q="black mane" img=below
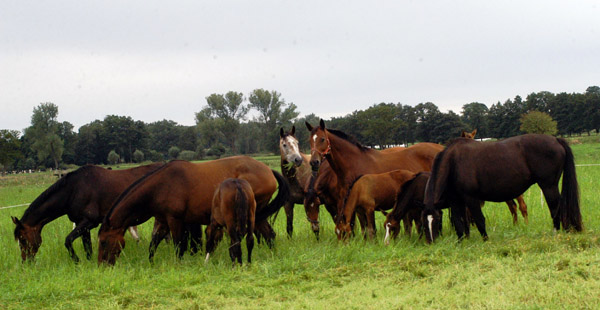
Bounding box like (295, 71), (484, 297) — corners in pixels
(326, 129), (370, 152)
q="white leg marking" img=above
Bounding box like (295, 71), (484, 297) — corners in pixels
(427, 215), (434, 242)
(384, 225), (391, 245)
(205, 253), (210, 263)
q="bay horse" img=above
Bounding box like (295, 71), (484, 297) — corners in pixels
(11, 163), (164, 262)
(422, 134), (582, 243)
(305, 119), (444, 236)
(335, 169), (418, 240)
(205, 178), (256, 265)
(461, 129), (529, 224)
(279, 126), (313, 237)
(98, 156), (289, 265)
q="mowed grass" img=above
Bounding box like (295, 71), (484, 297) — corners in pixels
(1, 145), (600, 309)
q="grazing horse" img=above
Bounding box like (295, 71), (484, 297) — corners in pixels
(305, 119), (444, 234)
(461, 129), (529, 224)
(205, 179), (256, 265)
(12, 163), (163, 262)
(383, 172), (433, 244)
(98, 156), (289, 265)
(279, 126), (313, 237)
(422, 134), (582, 243)
(335, 169), (418, 240)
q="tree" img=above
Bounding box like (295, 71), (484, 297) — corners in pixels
(133, 149), (145, 163)
(102, 115), (148, 163)
(107, 150), (120, 165)
(248, 89), (299, 153)
(74, 120), (106, 165)
(196, 91), (248, 153)
(360, 103), (399, 148)
(27, 102), (64, 170)
(461, 102), (489, 137)
(414, 102), (442, 142)
(168, 146), (181, 159)
(584, 86), (600, 134)
(0, 130), (22, 175)
(519, 111), (558, 135)
(58, 121), (77, 164)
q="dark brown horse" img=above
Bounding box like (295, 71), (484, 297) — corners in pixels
(12, 163), (163, 262)
(335, 169), (417, 240)
(383, 172), (432, 244)
(279, 126), (314, 237)
(98, 156), (289, 265)
(422, 134), (582, 243)
(305, 120), (444, 232)
(461, 129), (529, 224)
(205, 178), (256, 265)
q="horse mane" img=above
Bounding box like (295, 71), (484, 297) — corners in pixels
(20, 165), (100, 221)
(103, 161), (168, 225)
(325, 129), (370, 152)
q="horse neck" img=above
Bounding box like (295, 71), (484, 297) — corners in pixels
(325, 133), (375, 185)
(424, 153), (451, 209)
(21, 185), (72, 229)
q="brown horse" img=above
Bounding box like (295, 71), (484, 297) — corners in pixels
(279, 126), (314, 237)
(335, 169), (418, 240)
(205, 178), (256, 265)
(383, 172), (433, 244)
(12, 163), (163, 262)
(422, 134), (582, 243)
(461, 129), (529, 224)
(303, 160), (341, 238)
(98, 156), (289, 265)
(305, 120), (444, 233)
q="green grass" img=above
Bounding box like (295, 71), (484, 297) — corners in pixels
(1, 152), (600, 309)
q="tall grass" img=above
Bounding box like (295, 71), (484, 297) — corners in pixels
(1, 150), (599, 309)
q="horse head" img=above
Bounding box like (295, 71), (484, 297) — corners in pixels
(12, 216), (42, 261)
(303, 190), (321, 238)
(305, 119), (330, 171)
(421, 205), (443, 244)
(461, 129), (477, 139)
(97, 225), (126, 265)
(335, 215), (352, 241)
(279, 126), (303, 167)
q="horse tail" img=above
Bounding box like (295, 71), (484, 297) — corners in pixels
(233, 181), (249, 238)
(557, 138), (582, 231)
(255, 170), (290, 223)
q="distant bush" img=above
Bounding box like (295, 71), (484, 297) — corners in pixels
(178, 150), (196, 161)
(206, 144), (226, 158)
(168, 146), (181, 159)
(147, 150), (164, 162)
(133, 149), (145, 163)
(107, 150), (120, 165)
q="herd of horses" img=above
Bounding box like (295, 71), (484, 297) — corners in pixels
(12, 120), (583, 265)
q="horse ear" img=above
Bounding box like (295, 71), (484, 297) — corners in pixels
(12, 216), (22, 227)
(461, 131), (467, 137)
(305, 121), (313, 131)
(280, 127), (285, 138)
(471, 129), (477, 137)
(319, 119), (325, 130)
(291, 125), (295, 136)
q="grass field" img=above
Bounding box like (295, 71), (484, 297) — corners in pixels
(1, 141), (599, 309)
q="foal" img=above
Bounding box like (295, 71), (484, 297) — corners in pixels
(205, 178), (256, 265)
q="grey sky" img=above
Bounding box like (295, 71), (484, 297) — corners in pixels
(1, 1), (599, 132)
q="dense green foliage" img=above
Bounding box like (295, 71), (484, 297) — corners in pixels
(1, 142), (599, 309)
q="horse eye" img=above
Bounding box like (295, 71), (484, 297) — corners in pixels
(283, 144), (287, 148)
(321, 138), (325, 142)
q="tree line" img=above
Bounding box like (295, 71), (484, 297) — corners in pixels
(1, 86), (599, 174)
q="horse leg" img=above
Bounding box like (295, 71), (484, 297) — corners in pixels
(81, 229), (93, 260)
(516, 195), (529, 224)
(366, 208), (377, 240)
(228, 227), (242, 265)
(466, 198), (488, 241)
(149, 220), (170, 263)
(65, 220), (94, 263)
(355, 211), (367, 238)
(247, 222), (255, 264)
(187, 223), (203, 256)
(169, 221), (188, 260)
(128, 226), (141, 242)
(403, 213), (413, 236)
(204, 222), (219, 263)
(541, 185), (561, 231)
(505, 199), (519, 225)
(451, 203), (468, 241)
(284, 201), (294, 238)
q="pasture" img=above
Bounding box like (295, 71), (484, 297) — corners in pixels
(1, 141), (600, 309)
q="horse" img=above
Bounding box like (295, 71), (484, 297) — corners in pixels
(205, 178), (256, 265)
(11, 163), (164, 262)
(279, 126), (314, 237)
(335, 169), (418, 240)
(383, 172), (434, 244)
(422, 134), (582, 243)
(305, 119), (444, 235)
(461, 129), (529, 224)
(98, 156), (289, 265)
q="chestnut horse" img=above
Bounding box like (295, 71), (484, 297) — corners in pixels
(335, 169), (418, 240)
(422, 134), (582, 243)
(12, 163), (163, 262)
(306, 120), (444, 235)
(461, 129), (529, 224)
(98, 156), (289, 265)
(279, 126), (313, 237)
(205, 178), (256, 265)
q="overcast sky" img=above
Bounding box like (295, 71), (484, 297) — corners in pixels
(1, 1), (599, 132)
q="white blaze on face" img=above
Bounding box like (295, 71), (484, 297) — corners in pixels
(312, 134), (318, 143)
(427, 215), (434, 242)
